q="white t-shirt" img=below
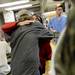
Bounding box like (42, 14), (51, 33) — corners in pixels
(0, 41), (11, 66)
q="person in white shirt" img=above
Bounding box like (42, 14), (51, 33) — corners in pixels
(0, 28), (11, 75)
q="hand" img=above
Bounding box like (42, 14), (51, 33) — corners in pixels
(18, 20), (34, 26)
(44, 71), (51, 75)
(50, 28), (56, 32)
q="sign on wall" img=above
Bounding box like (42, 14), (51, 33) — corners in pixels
(3, 11), (15, 23)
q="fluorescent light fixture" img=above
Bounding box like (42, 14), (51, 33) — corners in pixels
(0, 0), (29, 8)
(5, 4), (32, 11)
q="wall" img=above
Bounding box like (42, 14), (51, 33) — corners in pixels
(0, 13), (4, 25)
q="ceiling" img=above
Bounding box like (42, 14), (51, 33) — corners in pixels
(0, 0), (39, 4)
(0, 0), (17, 4)
(0, 0), (63, 13)
(0, 0), (40, 13)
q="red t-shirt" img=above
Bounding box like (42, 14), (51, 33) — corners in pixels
(39, 39), (52, 73)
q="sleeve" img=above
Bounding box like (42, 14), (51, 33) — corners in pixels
(1, 22), (17, 33)
(48, 19), (53, 29)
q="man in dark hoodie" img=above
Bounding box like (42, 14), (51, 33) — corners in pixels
(2, 10), (53, 75)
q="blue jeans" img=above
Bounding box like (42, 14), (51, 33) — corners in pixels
(35, 70), (40, 75)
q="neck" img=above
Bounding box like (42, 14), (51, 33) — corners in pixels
(57, 14), (61, 17)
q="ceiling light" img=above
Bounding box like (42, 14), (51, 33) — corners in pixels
(0, 0), (29, 8)
(5, 4), (32, 11)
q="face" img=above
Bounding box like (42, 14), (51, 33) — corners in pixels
(56, 7), (63, 16)
(32, 15), (37, 20)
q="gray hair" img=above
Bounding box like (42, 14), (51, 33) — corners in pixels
(17, 9), (32, 21)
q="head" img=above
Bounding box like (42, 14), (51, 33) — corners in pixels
(17, 9), (33, 22)
(71, 0), (75, 7)
(67, 1), (75, 31)
(71, 0), (75, 4)
(32, 14), (43, 24)
(55, 4), (63, 16)
(32, 14), (37, 21)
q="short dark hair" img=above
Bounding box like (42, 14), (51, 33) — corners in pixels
(32, 14), (43, 24)
(55, 4), (63, 10)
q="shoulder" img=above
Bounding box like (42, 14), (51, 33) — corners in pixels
(61, 15), (67, 19)
(0, 41), (8, 46)
(2, 41), (8, 44)
(51, 16), (56, 20)
(49, 16), (56, 22)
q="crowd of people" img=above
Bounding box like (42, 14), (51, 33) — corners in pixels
(0, 0), (75, 75)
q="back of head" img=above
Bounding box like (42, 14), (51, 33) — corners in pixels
(17, 9), (32, 22)
(67, 0), (75, 28)
(71, 0), (75, 4)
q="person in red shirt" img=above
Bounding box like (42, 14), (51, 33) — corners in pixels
(39, 39), (52, 75)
